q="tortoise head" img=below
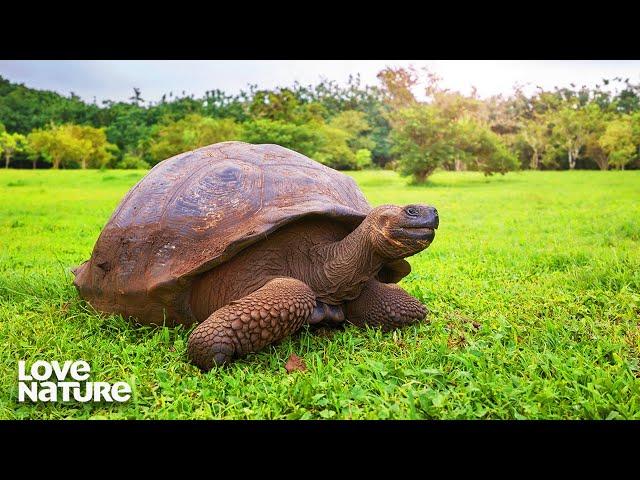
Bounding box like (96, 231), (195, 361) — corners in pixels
(366, 204), (439, 260)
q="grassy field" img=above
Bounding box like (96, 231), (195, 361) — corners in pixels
(1, 168), (639, 419)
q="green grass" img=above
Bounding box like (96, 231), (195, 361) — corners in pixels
(1, 168), (639, 419)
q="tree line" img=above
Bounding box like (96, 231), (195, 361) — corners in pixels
(1, 66), (639, 182)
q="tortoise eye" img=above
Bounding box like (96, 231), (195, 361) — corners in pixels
(405, 207), (419, 217)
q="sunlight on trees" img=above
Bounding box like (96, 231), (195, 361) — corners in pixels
(1, 70), (639, 174)
(0, 127), (27, 168)
(149, 114), (241, 164)
(27, 124), (114, 169)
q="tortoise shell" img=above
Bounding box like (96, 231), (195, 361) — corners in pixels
(73, 141), (409, 326)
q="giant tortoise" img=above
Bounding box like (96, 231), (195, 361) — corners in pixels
(73, 141), (439, 370)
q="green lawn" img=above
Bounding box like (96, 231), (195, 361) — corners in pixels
(1, 168), (639, 419)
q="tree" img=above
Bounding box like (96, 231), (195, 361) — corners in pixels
(611, 78), (640, 114)
(548, 102), (615, 171)
(202, 89), (248, 122)
(428, 87), (487, 171)
(584, 133), (609, 171)
(389, 104), (457, 182)
(583, 107), (610, 171)
(27, 125), (86, 169)
(312, 123), (357, 169)
(518, 117), (549, 169)
(248, 88), (303, 123)
(389, 101), (520, 182)
(3, 71), (640, 172)
(67, 125), (115, 169)
(631, 111), (640, 159)
(328, 110), (375, 152)
(454, 117), (519, 176)
(0, 76), (102, 134)
(549, 107), (590, 169)
(103, 102), (153, 163)
(241, 117), (361, 170)
(116, 153), (150, 169)
(241, 119), (322, 159)
(306, 75), (393, 166)
(376, 66), (419, 109)
(24, 142), (39, 169)
(0, 123), (4, 165)
(0, 130), (27, 168)
(129, 87), (145, 106)
(355, 149), (373, 170)
(26, 124), (114, 169)
(599, 117), (636, 170)
(149, 115), (241, 164)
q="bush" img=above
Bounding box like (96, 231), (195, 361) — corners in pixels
(312, 124), (356, 169)
(240, 119), (322, 158)
(389, 105), (519, 182)
(390, 105), (457, 182)
(455, 117), (520, 176)
(149, 115), (241, 164)
(355, 149), (373, 170)
(116, 154), (150, 169)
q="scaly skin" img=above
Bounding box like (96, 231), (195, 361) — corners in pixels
(187, 278), (316, 370)
(344, 279), (427, 331)
(188, 205), (438, 369)
(189, 218), (355, 320)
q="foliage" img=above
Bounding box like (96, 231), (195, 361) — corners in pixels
(583, 107), (611, 171)
(102, 102), (153, 163)
(68, 124), (116, 169)
(0, 130), (27, 168)
(548, 106), (591, 169)
(389, 105), (456, 182)
(27, 125), (85, 169)
(248, 88), (304, 123)
(376, 66), (419, 109)
(599, 117), (636, 170)
(518, 116), (551, 169)
(241, 119), (322, 158)
(1, 72), (640, 172)
(312, 123), (357, 169)
(329, 110), (376, 152)
(27, 124), (114, 169)
(0, 77), (101, 134)
(115, 154), (150, 170)
(149, 115), (241, 165)
(388, 101), (518, 182)
(240, 118), (362, 170)
(454, 117), (519, 176)
(382, 68), (521, 181)
(355, 149), (373, 170)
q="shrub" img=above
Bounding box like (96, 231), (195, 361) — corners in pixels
(355, 149), (373, 170)
(116, 154), (150, 170)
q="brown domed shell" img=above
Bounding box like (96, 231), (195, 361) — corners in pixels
(74, 142), (376, 326)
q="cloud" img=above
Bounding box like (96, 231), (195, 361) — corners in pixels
(1, 60), (639, 105)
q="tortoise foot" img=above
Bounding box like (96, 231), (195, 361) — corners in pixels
(187, 277), (315, 371)
(344, 279), (427, 331)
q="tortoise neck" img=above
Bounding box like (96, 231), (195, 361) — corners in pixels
(313, 219), (385, 302)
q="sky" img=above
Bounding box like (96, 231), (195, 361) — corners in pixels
(1, 60), (639, 104)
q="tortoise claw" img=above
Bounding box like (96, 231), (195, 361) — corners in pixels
(308, 302), (345, 325)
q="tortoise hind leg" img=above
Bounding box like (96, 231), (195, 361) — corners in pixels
(187, 277), (315, 371)
(344, 279), (427, 331)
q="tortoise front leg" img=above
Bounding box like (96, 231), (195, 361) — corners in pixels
(187, 277), (315, 370)
(344, 279), (427, 331)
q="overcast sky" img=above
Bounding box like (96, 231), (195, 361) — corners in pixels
(1, 60), (639, 104)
